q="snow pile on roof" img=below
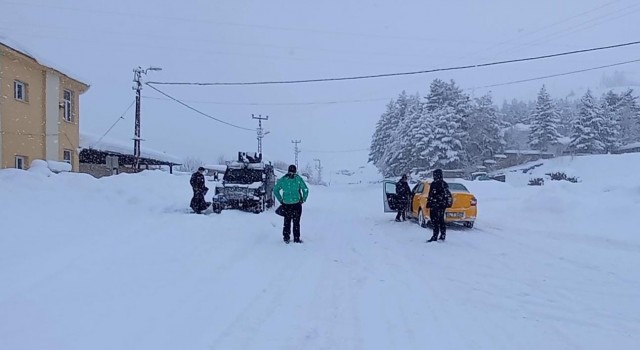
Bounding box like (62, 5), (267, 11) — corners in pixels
(504, 149), (553, 155)
(203, 164), (227, 172)
(619, 142), (640, 151)
(80, 133), (181, 164)
(0, 36), (90, 86)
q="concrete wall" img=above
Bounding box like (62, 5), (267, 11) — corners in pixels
(79, 163), (140, 178)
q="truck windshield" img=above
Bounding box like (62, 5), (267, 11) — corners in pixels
(224, 169), (263, 184)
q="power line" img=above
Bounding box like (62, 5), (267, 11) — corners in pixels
(147, 40), (640, 86)
(486, 3), (640, 60)
(447, 0), (622, 64)
(304, 148), (370, 153)
(144, 83), (254, 131)
(92, 100), (135, 148)
(142, 58), (639, 109)
(141, 95), (390, 106)
(467, 58), (640, 91)
(0, 0), (509, 44)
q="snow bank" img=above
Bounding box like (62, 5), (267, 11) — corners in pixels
(46, 160), (72, 173)
(27, 159), (53, 177)
(500, 153), (640, 189)
(1, 153), (639, 350)
(330, 163), (381, 185)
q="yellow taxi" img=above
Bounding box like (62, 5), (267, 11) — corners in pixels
(384, 179), (477, 228)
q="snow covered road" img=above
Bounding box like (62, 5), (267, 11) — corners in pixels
(1, 167), (639, 349)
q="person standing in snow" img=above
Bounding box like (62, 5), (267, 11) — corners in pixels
(273, 165), (309, 244)
(395, 174), (411, 222)
(190, 167), (211, 214)
(426, 169), (452, 242)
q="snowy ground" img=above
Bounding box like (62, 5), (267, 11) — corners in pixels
(1, 154), (639, 350)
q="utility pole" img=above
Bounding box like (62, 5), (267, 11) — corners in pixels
(292, 140), (301, 168)
(132, 66), (162, 170)
(313, 158), (323, 185)
(252, 114), (269, 155)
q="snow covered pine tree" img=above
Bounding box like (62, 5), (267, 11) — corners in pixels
(569, 90), (606, 154)
(529, 85), (562, 152)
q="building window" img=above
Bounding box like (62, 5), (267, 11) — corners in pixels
(63, 90), (73, 122)
(15, 156), (27, 169)
(63, 149), (72, 164)
(14, 81), (28, 102)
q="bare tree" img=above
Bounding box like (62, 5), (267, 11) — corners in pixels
(216, 154), (227, 165)
(179, 156), (204, 173)
(302, 163), (316, 184)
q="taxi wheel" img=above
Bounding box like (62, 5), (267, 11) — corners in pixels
(464, 221), (474, 229)
(418, 210), (429, 228)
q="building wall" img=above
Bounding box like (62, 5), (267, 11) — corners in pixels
(58, 76), (82, 171)
(0, 44), (87, 171)
(0, 48), (46, 169)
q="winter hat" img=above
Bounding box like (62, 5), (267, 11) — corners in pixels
(433, 169), (443, 180)
(288, 164), (297, 173)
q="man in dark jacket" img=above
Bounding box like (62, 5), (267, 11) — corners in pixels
(190, 167), (211, 214)
(273, 165), (309, 243)
(426, 169), (452, 242)
(395, 174), (411, 222)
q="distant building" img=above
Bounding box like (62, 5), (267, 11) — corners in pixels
(0, 39), (90, 171)
(614, 142), (640, 154)
(500, 150), (555, 168)
(78, 133), (181, 178)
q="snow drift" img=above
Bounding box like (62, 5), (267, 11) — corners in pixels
(1, 153), (639, 349)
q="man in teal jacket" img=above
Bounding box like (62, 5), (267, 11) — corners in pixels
(273, 164), (309, 243)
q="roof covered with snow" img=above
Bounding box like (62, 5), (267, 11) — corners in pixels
(0, 36), (90, 87)
(619, 142), (640, 151)
(504, 150), (554, 156)
(79, 133), (181, 164)
(203, 164), (228, 172)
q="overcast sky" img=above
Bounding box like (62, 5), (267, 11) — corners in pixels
(2, 0), (639, 171)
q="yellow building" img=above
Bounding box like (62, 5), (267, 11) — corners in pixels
(0, 39), (90, 171)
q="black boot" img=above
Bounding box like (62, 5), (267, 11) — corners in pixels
(427, 234), (438, 242)
(439, 233), (446, 241)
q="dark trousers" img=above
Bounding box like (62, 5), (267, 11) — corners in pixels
(396, 200), (408, 221)
(282, 203), (302, 240)
(430, 208), (447, 238)
(190, 190), (209, 213)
